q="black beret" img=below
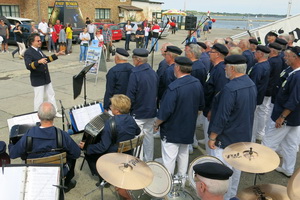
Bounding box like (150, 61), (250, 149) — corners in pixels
(269, 42), (282, 51)
(197, 42), (207, 49)
(212, 43), (229, 56)
(256, 45), (270, 54)
(133, 48), (149, 57)
(116, 48), (129, 57)
(165, 46), (183, 55)
(275, 38), (288, 45)
(175, 56), (193, 66)
(224, 55), (247, 64)
(249, 38), (259, 45)
(290, 46), (300, 57)
(193, 162), (233, 180)
(267, 31), (278, 37)
(0, 141), (6, 154)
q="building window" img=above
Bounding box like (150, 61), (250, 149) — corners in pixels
(48, 7), (54, 20)
(0, 5), (20, 17)
(95, 9), (111, 20)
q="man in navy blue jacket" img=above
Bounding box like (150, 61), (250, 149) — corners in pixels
(155, 56), (204, 182)
(126, 48), (158, 162)
(208, 55), (257, 199)
(9, 102), (81, 192)
(263, 46), (300, 177)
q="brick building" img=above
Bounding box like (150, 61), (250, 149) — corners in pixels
(0, 0), (147, 24)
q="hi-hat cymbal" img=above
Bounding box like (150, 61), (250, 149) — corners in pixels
(96, 153), (154, 190)
(223, 142), (280, 173)
(237, 184), (289, 200)
(287, 168), (300, 200)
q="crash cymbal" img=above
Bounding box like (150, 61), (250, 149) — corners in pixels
(287, 168), (300, 200)
(237, 184), (289, 200)
(223, 142), (280, 173)
(96, 153), (153, 190)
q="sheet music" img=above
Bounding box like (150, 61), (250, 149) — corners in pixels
(7, 112), (39, 131)
(25, 166), (60, 200)
(72, 103), (103, 131)
(0, 166), (27, 200)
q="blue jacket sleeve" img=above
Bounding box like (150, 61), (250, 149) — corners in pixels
(157, 89), (177, 121)
(104, 70), (115, 110)
(62, 133), (81, 159)
(126, 73), (137, 107)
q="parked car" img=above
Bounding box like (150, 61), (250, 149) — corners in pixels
(94, 23), (122, 42)
(6, 17), (34, 29)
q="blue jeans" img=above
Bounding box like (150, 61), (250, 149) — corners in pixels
(144, 36), (149, 49)
(125, 34), (131, 50)
(151, 38), (158, 52)
(80, 45), (88, 61)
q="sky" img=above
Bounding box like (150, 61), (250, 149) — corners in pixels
(161, 0), (300, 15)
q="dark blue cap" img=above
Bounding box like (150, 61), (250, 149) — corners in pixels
(165, 46), (183, 55)
(249, 38), (259, 45)
(197, 42), (207, 49)
(212, 43), (229, 56)
(275, 38), (288, 45)
(0, 141), (6, 154)
(133, 48), (149, 57)
(269, 42), (282, 51)
(116, 48), (129, 57)
(256, 45), (270, 54)
(175, 56), (193, 66)
(290, 46), (300, 57)
(193, 162), (233, 180)
(224, 55), (247, 64)
(267, 31), (278, 37)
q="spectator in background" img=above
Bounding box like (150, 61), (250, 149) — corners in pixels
(79, 27), (90, 62)
(85, 17), (91, 26)
(30, 22), (38, 33)
(135, 25), (144, 48)
(54, 20), (63, 50)
(144, 23), (151, 49)
(197, 20), (202, 38)
(0, 19), (9, 53)
(13, 25), (26, 59)
(125, 20), (132, 51)
(186, 31), (197, 44)
(102, 24), (112, 62)
(203, 22), (209, 40)
(47, 23), (56, 53)
(12, 22), (20, 58)
(208, 20), (213, 33)
(38, 18), (48, 43)
(66, 23), (73, 55)
(87, 21), (96, 41)
(151, 22), (160, 52)
(171, 17), (177, 34)
(94, 29), (104, 47)
(58, 25), (66, 53)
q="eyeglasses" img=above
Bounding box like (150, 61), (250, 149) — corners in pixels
(36, 40), (42, 42)
(210, 51), (218, 54)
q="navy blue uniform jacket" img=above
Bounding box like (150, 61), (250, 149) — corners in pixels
(243, 49), (255, 73)
(157, 59), (169, 101)
(126, 63), (158, 119)
(266, 55), (283, 96)
(103, 63), (134, 110)
(161, 63), (176, 95)
(87, 114), (140, 154)
(248, 61), (270, 105)
(191, 60), (207, 86)
(24, 46), (58, 87)
(271, 66), (293, 103)
(158, 75), (204, 144)
(9, 126), (80, 160)
(203, 61), (229, 117)
(272, 69), (300, 126)
(209, 75), (257, 149)
(200, 52), (211, 72)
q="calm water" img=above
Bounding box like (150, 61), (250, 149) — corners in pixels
(196, 15), (285, 29)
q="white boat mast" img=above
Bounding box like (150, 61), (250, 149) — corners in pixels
(287, 0), (292, 18)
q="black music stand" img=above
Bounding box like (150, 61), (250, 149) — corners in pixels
(73, 63), (94, 105)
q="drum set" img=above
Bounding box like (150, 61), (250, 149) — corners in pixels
(95, 142), (300, 200)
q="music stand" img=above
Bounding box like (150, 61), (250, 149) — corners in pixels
(73, 63), (94, 105)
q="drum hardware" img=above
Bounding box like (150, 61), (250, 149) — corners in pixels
(287, 167), (300, 200)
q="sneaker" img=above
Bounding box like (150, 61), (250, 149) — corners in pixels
(64, 180), (77, 193)
(276, 167), (292, 177)
(55, 113), (63, 118)
(198, 139), (205, 145)
(189, 145), (193, 154)
(153, 131), (160, 139)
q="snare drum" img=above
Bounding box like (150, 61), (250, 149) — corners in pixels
(187, 155), (224, 191)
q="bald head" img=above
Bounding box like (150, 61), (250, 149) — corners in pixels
(38, 102), (56, 121)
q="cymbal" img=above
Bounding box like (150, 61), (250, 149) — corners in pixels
(237, 184), (289, 200)
(223, 142), (280, 173)
(288, 168), (300, 200)
(96, 153), (153, 190)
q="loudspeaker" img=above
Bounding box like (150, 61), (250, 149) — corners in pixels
(185, 16), (197, 30)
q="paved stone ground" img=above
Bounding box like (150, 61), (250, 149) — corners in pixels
(0, 28), (298, 199)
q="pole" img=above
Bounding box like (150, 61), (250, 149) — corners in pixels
(37, 0), (41, 22)
(287, 0), (292, 18)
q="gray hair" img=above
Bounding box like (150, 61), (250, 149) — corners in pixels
(199, 175), (229, 196)
(38, 102), (56, 121)
(135, 56), (148, 64)
(231, 63), (247, 74)
(169, 52), (180, 59)
(116, 53), (128, 61)
(188, 44), (202, 59)
(229, 47), (242, 55)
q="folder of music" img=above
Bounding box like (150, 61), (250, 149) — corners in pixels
(0, 165), (60, 200)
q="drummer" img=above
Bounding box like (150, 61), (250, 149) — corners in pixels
(193, 162), (236, 200)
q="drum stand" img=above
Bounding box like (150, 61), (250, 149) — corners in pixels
(167, 176), (194, 200)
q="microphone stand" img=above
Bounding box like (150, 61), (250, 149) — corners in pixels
(150, 18), (170, 68)
(181, 17), (210, 44)
(59, 100), (71, 131)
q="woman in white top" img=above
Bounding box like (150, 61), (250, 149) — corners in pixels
(47, 23), (56, 53)
(79, 27), (90, 62)
(144, 23), (151, 49)
(94, 29), (104, 47)
(124, 20), (132, 50)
